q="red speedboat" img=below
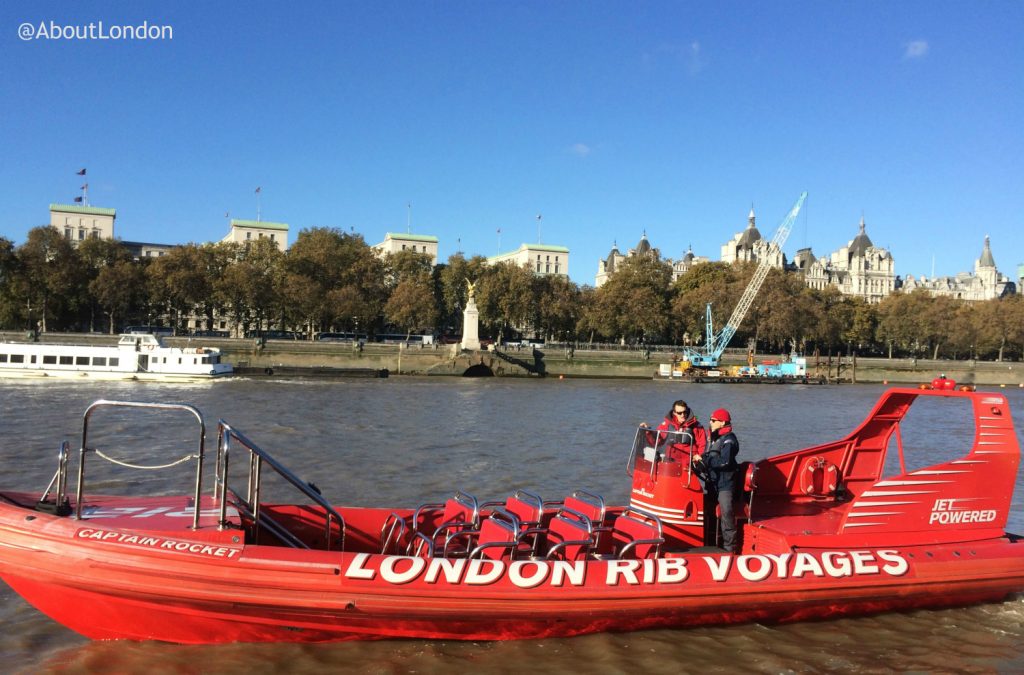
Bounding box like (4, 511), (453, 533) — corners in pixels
(0, 388), (1022, 643)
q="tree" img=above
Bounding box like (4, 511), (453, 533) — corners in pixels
(534, 274), (581, 341)
(593, 255), (672, 343)
(476, 262), (536, 342)
(15, 227), (79, 332)
(670, 262), (737, 347)
(384, 274), (439, 338)
(77, 238), (133, 332)
(91, 260), (146, 334)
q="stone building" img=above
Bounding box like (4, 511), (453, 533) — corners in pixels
(595, 234), (659, 287)
(489, 243), (569, 276)
(221, 219), (289, 252)
(50, 203), (116, 245)
(720, 208), (785, 269)
(373, 232), (439, 266)
(671, 246), (710, 282)
(901, 236), (1015, 301)
(799, 217), (896, 303)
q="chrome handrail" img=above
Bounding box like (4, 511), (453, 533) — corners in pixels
(216, 420), (346, 551)
(73, 400), (206, 529)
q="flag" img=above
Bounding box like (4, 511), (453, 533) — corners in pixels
(76, 168), (86, 176)
(497, 228), (501, 234)
(81, 183), (88, 190)
(74, 196), (83, 203)
(255, 186), (262, 194)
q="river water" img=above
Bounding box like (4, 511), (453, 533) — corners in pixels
(2, 377), (1024, 673)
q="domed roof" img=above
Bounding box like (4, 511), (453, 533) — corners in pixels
(736, 207), (761, 249)
(848, 217), (874, 256)
(682, 245), (695, 263)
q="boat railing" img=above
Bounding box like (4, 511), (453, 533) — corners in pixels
(215, 421), (346, 552)
(67, 400), (207, 529)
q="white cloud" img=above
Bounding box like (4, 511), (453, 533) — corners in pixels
(570, 143), (592, 157)
(904, 39), (929, 59)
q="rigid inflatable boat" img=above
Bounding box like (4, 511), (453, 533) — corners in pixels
(0, 388), (1021, 643)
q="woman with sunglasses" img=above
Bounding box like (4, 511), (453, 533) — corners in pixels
(642, 399), (708, 463)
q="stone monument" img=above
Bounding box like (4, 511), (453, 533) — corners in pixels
(460, 278), (481, 351)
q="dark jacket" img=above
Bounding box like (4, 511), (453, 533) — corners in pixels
(701, 425), (739, 491)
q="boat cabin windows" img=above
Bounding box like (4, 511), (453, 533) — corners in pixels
(42, 355), (56, 365)
(92, 357), (107, 366)
(10, 354), (24, 364)
(75, 356), (89, 366)
(0, 354), (7, 363)
(59, 356), (73, 365)
(109, 358), (119, 367)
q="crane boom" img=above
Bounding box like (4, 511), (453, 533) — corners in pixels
(683, 191), (807, 368)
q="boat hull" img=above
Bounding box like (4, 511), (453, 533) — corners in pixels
(2, 496), (1023, 643)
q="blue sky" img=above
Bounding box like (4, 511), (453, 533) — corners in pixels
(2, 1), (1021, 285)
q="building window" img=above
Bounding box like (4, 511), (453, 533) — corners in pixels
(78, 229), (85, 240)
(401, 244), (406, 250)
(64, 228), (72, 239)
(246, 232), (252, 240)
(270, 234), (275, 241)
(555, 263), (560, 274)
(259, 232), (264, 238)
(536, 262), (541, 273)
(546, 263), (550, 273)
(91, 230), (99, 239)
(422, 246), (427, 253)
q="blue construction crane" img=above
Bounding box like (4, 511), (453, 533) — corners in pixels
(682, 191), (808, 369)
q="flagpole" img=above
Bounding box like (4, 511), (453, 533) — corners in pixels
(407, 202), (411, 234)
(536, 213), (542, 244)
(255, 187), (262, 222)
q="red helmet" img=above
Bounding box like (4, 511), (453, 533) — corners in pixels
(711, 408), (731, 424)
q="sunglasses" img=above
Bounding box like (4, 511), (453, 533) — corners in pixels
(674, 409), (687, 415)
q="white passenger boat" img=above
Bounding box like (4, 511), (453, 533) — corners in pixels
(0, 333), (232, 382)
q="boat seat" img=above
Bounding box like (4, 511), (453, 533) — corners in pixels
(482, 489), (544, 555)
(411, 490), (480, 555)
(465, 509), (523, 560)
(545, 508), (594, 561)
(611, 508), (664, 560)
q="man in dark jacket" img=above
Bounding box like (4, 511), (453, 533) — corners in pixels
(694, 408), (740, 552)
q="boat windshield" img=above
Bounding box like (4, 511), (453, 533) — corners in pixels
(625, 426), (697, 475)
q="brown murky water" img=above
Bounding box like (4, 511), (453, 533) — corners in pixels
(2, 377), (1023, 673)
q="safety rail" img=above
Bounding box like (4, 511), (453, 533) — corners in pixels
(215, 420), (346, 551)
(46, 400), (207, 529)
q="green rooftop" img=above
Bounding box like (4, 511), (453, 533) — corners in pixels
(385, 232), (438, 243)
(231, 219), (289, 231)
(50, 203), (116, 217)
